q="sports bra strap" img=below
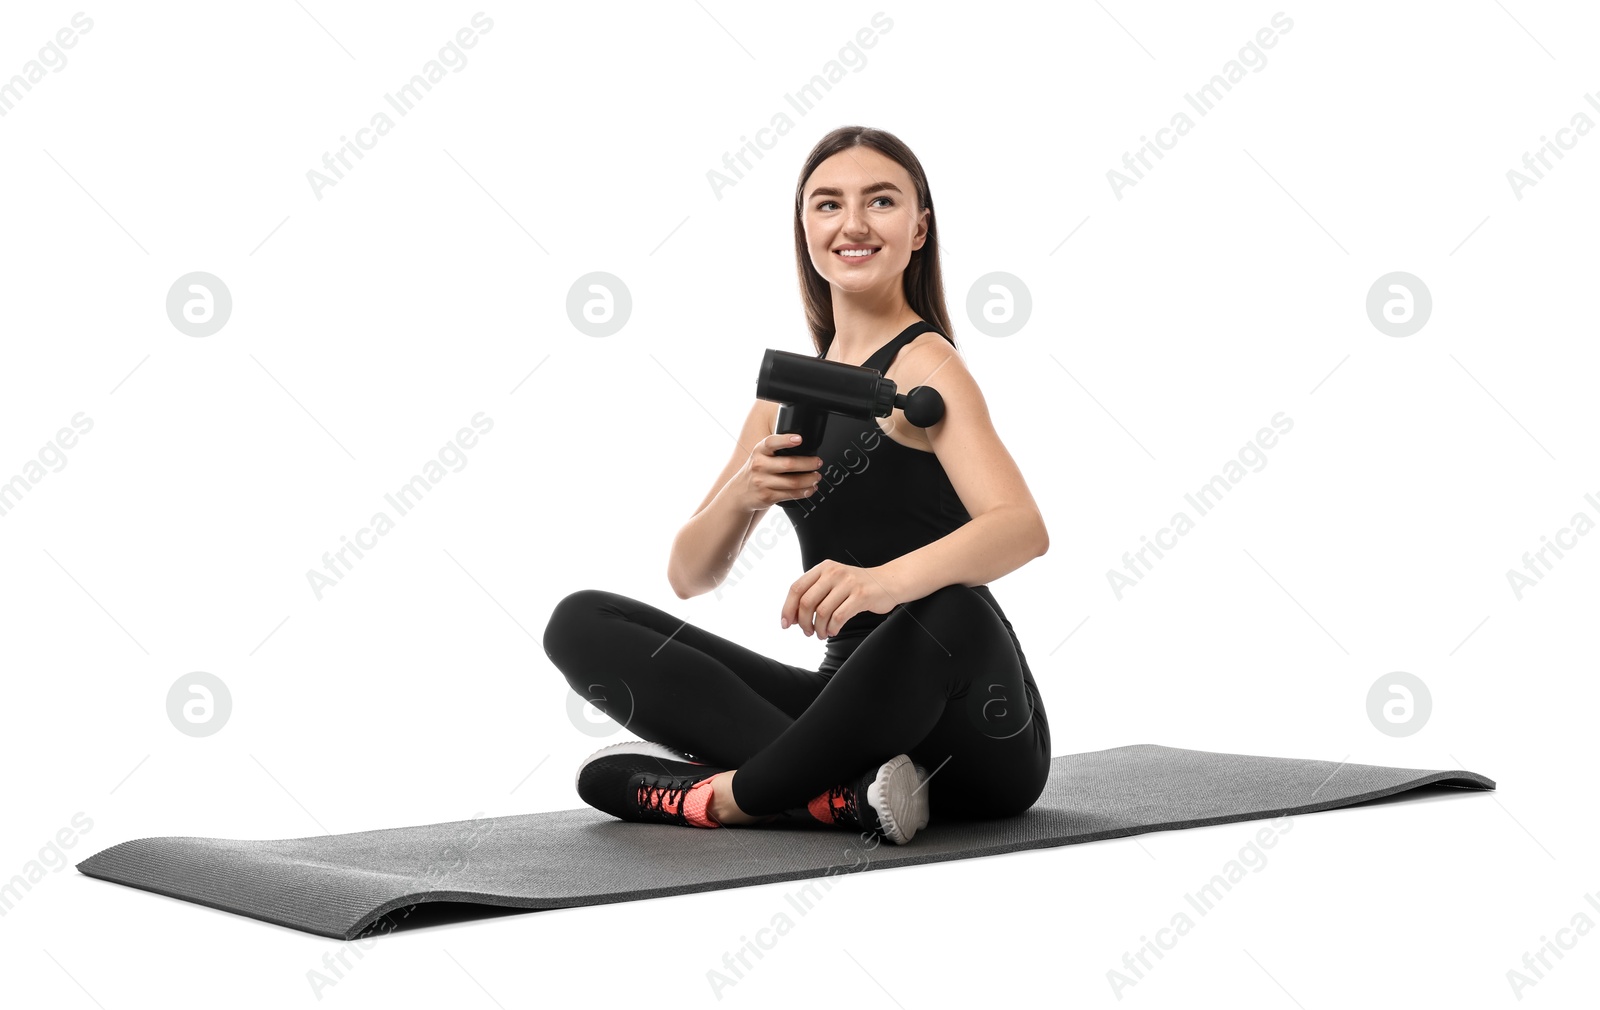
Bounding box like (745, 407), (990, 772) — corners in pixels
(860, 320), (946, 374)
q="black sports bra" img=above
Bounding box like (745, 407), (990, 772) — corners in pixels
(774, 320), (972, 640)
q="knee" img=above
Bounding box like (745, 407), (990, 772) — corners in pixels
(1012, 757), (1051, 817)
(972, 762), (1050, 820)
(541, 588), (614, 668)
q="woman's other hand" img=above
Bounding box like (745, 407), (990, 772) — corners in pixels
(781, 559), (898, 639)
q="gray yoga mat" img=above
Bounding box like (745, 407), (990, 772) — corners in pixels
(76, 743), (1493, 940)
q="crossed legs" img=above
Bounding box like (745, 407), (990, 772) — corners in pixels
(541, 584), (1050, 822)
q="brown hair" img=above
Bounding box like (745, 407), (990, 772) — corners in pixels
(792, 126), (955, 356)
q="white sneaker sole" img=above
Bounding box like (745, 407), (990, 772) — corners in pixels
(865, 754), (931, 844)
(574, 739), (699, 792)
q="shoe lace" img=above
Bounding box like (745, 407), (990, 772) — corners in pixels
(826, 782), (861, 827)
(636, 776), (694, 823)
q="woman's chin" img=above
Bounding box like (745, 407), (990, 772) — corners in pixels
(826, 273), (893, 296)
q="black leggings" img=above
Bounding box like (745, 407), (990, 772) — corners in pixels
(541, 582), (1052, 820)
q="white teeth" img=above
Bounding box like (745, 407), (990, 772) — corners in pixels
(838, 248), (877, 257)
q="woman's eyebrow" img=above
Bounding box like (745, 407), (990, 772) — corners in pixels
(807, 181), (904, 200)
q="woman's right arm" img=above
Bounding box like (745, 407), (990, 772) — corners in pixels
(667, 400), (820, 600)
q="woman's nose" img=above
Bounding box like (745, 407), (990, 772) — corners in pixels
(842, 203), (867, 236)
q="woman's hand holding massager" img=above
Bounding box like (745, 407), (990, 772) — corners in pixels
(737, 433), (823, 510)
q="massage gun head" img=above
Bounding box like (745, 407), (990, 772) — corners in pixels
(896, 386), (945, 428)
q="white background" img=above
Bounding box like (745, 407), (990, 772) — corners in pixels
(2, 1), (1596, 1006)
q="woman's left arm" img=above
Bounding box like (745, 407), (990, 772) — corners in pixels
(875, 340), (1049, 604)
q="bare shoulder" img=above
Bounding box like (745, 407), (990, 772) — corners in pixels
(874, 331), (983, 449)
(892, 330), (978, 397)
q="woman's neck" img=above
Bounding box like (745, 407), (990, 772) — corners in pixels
(827, 302), (924, 366)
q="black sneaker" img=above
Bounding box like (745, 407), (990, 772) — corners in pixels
(571, 738), (705, 794)
(813, 753), (930, 844)
(575, 741), (726, 826)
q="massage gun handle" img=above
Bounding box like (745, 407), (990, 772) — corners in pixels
(772, 402), (828, 467)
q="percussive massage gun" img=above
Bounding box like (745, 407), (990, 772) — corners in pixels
(755, 349), (946, 465)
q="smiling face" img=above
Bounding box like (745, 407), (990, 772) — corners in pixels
(801, 145), (929, 296)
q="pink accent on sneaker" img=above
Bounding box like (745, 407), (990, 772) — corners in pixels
(807, 787), (850, 825)
(682, 775), (721, 828)
(807, 792), (831, 823)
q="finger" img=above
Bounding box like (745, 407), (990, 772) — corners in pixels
(801, 578), (847, 638)
(771, 455), (823, 475)
(762, 434), (822, 468)
(815, 584), (853, 639)
(782, 571), (816, 628)
(776, 469), (821, 489)
(799, 581), (831, 637)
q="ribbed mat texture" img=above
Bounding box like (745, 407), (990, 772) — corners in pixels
(77, 743), (1494, 939)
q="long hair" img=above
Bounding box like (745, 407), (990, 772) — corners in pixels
(792, 126), (955, 357)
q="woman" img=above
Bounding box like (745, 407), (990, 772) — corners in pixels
(541, 126), (1051, 845)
